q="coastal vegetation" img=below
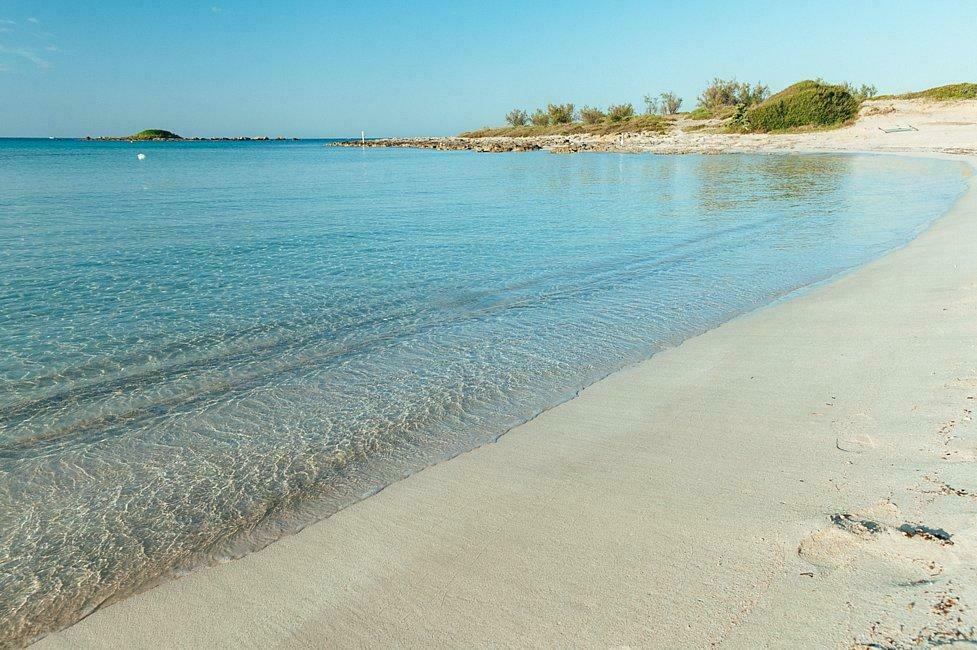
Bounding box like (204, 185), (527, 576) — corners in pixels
(483, 92), (684, 137)
(505, 109), (528, 126)
(467, 100), (665, 137)
(468, 74), (843, 136)
(606, 103), (635, 122)
(460, 113), (668, 138)
(661, 92), (683, 115)
(643, 92), (683, 115)
(579, 106), (606, 124)
(464, 79), (966, 139)
(688, 78), (770, 119)
(548, 103), (575, 124)
(530, 109), (550, 126)
(742, 80), (860, 132)
(877, 82), (977, 101)
(843, 82), (878, 101)
(690, 77), (872, 132)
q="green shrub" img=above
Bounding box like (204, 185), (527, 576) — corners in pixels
(547, 103), (575, 124)
(530, 109), (550, 126)
(686, 106), (712, 120)
(505, 109), (528, 127)
(727, 104), (751, 132)
(607, 103), (635, 122)
(745, 80), (859, 132)
(579, 106), (606, 124)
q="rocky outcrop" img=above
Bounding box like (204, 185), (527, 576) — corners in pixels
(332, 131), (693, 155)
(333, 138), (541, 153)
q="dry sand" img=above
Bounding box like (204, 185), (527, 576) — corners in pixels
(39, 101), (977, 648)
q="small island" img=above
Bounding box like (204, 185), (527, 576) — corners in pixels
(86, 128), (299, 142)
(127, 129), (182, 140)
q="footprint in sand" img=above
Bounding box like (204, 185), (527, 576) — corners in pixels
(831, 413), (878, 453)
(798, 501), (954, 587)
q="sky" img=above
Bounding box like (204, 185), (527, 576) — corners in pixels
(1, 0), (976, 138)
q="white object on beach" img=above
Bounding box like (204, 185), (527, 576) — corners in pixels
(136, 153), (146, 160)
(879, 125), (918, 133)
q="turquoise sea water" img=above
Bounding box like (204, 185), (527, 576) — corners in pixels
(0, 139), (968, 644)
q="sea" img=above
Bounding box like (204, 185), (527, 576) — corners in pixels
(0, 138), (967, 644)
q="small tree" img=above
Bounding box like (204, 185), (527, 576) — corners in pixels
(843, 82), (878, 102)
(736, 82), (769, 106)
(643, 94), (660, 115)
(697, 78), (740, 113)
(697, 78), (768, 114)
(659, 91), (683, 114)
(530, 109), (551, 126)
(547, 103), (575, 124)
(607, 103), (635, 122)
(579, 106), (606, 125)
(505, 109), (528, 127)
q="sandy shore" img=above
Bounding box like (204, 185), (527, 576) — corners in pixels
(39, 105), (977, 648)
(339, 98), (977, 157)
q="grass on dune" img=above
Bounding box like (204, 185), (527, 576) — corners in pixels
(743, 80), (859, 132)
(875, 83), (977, 101)
(686, 105), (738, 121)
(460, 114), (670, 138)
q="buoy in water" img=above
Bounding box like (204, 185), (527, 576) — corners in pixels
(136, 153), (146, 160)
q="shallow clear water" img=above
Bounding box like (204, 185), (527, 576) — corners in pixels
(0, 140), (967, 644)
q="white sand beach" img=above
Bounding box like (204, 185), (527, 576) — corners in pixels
(39, 102), (977, 648)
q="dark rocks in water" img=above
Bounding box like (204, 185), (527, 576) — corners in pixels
(333, 136), (651, 155)
(472, 141), (541, 153)
(333, 138), (541, 153)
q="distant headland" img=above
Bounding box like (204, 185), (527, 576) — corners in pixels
(87, 128), (300, 142)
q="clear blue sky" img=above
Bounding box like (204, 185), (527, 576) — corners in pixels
(1, 0), (975, 137)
